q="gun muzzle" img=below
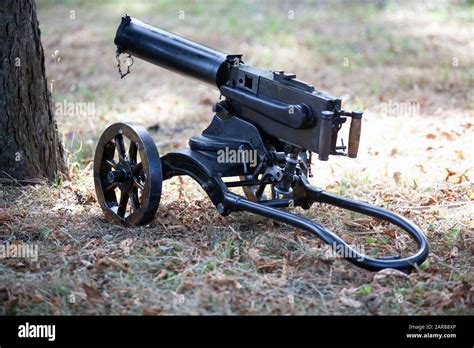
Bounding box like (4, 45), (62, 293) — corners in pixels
(114, 15), (231, 87)
(348, 111), (363, 158)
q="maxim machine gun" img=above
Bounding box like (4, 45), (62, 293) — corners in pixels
(94, 15), (429, 271)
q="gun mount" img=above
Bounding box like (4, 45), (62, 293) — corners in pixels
(94, 15), (429, 272)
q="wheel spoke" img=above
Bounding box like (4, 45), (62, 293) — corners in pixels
(105, 159), (117, 169)
(133, 178), (145, 191)
(115, 134), (126, 160)
(129, 141), (138, 163)
(105, 182), (118, 192)
(130, 188), (140, 212)
(117, 191), (129, 217)
(132, 162), (143, 175)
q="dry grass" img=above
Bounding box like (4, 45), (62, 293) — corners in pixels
(0, 0), (472, 315)
(0, 175), (472, 315)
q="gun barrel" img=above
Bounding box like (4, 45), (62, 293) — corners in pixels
(114, 15), (229, 87)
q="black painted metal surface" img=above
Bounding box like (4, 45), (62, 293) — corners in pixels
(115, 16), (229, 87)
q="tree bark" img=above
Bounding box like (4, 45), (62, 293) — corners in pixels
(0, 0), (65, 182)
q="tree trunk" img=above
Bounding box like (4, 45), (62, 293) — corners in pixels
(0, 0), (65, 182)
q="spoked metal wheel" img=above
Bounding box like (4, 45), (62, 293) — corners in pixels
(94, 122), (162, 227)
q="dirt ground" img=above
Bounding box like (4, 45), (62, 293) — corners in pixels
(0, 0), (472, 315)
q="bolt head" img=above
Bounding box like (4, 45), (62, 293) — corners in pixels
(107, 171), (115, 183)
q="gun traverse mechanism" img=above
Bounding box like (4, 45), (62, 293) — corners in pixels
(94, 15), (429, 272)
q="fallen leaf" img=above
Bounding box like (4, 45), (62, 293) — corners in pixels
(97, 256), (129, 272)
(143, 306), (163, 315)
(444, 168), (469, 184)
(47, 229), (66, 240)
(62, 244), (79, 254)
(154, 269), (167, 280)
(448, 247), (459, 258)
(211, 277), (242, 289)
(393, 171), (403, 186)
(50, 296), (61, 314)
(325, 181), (341, 190)
(80, 259), (94, 269)
(29, 262), (40, 272)
(344, 218), (374, 230)
(31, 293), (44, 303)
(247, 248), (282, 272)
(374, 268), (408, 281)
(119, 238), (134, 254)
(420, 196), (436, 206)
(179, 280), (194, 291)
(247, 248), (261, 262)
(455, 150), (465, 160)
(0, 211), (12, 224)
(468, 190), (474, 200)
(369, 149), (380, 156)
(7, 297), (19, 307)
(51, 296), (61, 308)
(83, 239), (101, 249)
(257, 260), (282, 272)
(440, 131), (456, 140)
(82, 283), (105, 304)
(340, 295), (363, 308)
(14, 262), (25, 269)
(415, 164), (427, 173)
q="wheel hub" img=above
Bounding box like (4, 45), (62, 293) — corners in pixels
(107, 168), (127, 184)
(110, 161), (133, 192)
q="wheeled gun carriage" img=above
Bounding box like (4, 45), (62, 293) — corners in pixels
(94, 15), (429, 271)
